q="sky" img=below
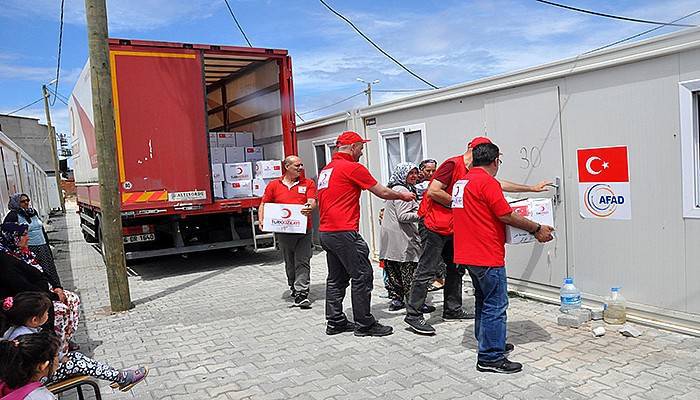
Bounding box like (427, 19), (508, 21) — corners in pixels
(1, 0), (699, 140)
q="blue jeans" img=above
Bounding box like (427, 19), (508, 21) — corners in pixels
(466, 266), (508, 363)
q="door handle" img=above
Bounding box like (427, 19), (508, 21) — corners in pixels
(547, 177), (562, 205)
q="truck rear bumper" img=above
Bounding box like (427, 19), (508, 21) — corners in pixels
(125, 238), (254, 260)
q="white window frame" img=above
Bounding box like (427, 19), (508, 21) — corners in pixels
(679, 79), (700, 218)
(377, 123), (427, 184)
(312, 137), (337, 177)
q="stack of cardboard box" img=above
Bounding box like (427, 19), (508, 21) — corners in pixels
(209, 132), (282, 199)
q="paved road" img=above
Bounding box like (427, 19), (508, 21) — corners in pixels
(51, 201), (699, 399)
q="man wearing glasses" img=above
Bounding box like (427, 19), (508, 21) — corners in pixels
(452, 142), (554, 373)
(405, 136), (551, 335)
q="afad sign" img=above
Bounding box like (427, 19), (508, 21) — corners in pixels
(577, 146), (631, 220)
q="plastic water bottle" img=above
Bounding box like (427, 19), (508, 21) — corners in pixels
(603, 287), (627, 324)
(560, 277), (582, 312)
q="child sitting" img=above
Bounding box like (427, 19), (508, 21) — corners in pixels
(1, 292), (148, 392)
(0, 331), (61, 400)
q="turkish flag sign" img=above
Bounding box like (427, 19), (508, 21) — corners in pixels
(577, 146), (629, 183)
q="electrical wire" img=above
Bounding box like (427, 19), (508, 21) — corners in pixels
(223, 0), (252, 47)
(583, 8), (700, 55)
(5, 98), (45, 116)
(51, 0), (66, 106)
(299, 91), (365, 116)
(45, 86), (69, 106)
(374, 88), (434, 93)
(535, 0), (696, 28)
(318, 0), (439, 90)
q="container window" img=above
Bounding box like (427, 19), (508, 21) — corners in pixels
(679, 80), (700, 218)
(378, 123), (426, 184)
(313, 139), (336, 178)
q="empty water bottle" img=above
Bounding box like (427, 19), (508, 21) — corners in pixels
(560, 277), (582, 312)
(603, 287), (627, 324)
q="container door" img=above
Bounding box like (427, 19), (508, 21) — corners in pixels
(485, 85), (568, 288)
(109, 46), (210, 210)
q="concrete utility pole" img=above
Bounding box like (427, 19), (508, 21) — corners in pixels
(84, 0), (131, 312)
(357, 78), (380, 106)
(42, 85), (66, 214)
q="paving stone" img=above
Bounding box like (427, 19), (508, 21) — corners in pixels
(49, 201), (700, 400)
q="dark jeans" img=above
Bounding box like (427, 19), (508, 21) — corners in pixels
(277, 232), (313, 294)
(406, 220), (464, 320)
(466, 266), (508, 363)
(320, 231), (376, 329)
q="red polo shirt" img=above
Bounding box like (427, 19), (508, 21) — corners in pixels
(317, 152), (377, 232)
(453, 167), (513, 267)
(261, 177), (317, 229)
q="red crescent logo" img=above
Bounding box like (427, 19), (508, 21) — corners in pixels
(281, 208), (292, 218)
(236, 167), (243, 174)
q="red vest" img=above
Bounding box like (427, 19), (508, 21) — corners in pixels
(418, 155), (467, 236)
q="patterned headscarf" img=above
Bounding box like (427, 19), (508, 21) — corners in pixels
(387, 162), (419, 194)
(8, 193), (37, 219)
(0, 222), (42, 271)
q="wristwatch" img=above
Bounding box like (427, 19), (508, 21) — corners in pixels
(530, 223), (541, 234)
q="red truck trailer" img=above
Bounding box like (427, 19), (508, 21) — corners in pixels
(69, 39), (297, 259)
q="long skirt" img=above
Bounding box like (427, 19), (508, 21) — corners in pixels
(53, 290), (80, 355)
(384, 260), (417, 302)
(29, 243), (61, 287)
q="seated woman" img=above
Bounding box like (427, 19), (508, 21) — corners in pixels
(2, 292), (148, 392)
(0, 222), (80, 355)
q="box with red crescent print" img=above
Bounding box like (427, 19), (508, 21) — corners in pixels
(505, 198), (554, 245)
(262, 203), (307, 234)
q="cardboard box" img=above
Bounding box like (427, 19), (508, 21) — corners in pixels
(505, 198), (554, 244)
(208, 132), (218, 147)
(244, 146), (264, 162)
(217, 132), (236, 147)
(211, 163), (224, 182)
(255, 160), (283, 179)
(225, 147), (245, 163)
(235, 131), (254, 147)
(252, 178), (275, 197)
(262, 203), (308, 233)
(224, 162), (253, 181)
(224, 180), (252, 198)
(213, 181), (224, 199)
(210, 147), (226, 164)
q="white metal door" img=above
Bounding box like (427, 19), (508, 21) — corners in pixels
(485, 85), (568, 288)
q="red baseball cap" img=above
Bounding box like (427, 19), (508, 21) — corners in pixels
(468, 136), (492, 148)
(336, 131), (371, 146)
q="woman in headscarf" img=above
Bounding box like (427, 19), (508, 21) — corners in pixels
(379, 162), (434, 312)
(4, 194), (60, 292)
(0, 222), (80, 355)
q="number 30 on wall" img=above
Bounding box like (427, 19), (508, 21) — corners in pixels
(520, 146), (542, 169)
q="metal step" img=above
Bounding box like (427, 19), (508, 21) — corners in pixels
(254, 233), (274, 240)
(253, 246), (278, 254)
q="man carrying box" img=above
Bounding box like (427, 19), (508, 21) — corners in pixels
(259, 155), (316, 309)
(453, 142), (554, 374)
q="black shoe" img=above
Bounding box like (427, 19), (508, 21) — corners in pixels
(442, 309), (475, 321)
(505, 343), (515, 356)
(354, 322), (393, 337)
(388, 299), (405, 312)
(404, 316), (436, 335)
(289, 288), (297, 298)
(476, 358), (523, 374)
(326, 322), (355, 335)
(294, 294), (311, 309)
(419, 304), (436, 313)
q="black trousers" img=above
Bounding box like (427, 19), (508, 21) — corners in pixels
(320, 231), (376, 329)
(406, 220), (465, 320)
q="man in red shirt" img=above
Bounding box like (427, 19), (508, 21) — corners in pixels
(318, 131), (415, 337)
(453, 142), (553, 373)
(259, 155), (317, 309)
(405, 136), (551, 335)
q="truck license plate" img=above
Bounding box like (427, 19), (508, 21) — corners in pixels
(123, 233), (155, 244)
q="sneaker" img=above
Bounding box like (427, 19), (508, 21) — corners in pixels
(354, 322), (393, 337)
(115, 366), (149, 392)
(505, 343), (515, 356)
(419, 304), (436, 313)
(404, 316), (436, 335)
(442, 309), (475, 321)
(294, 294), (311, 309)
(326, 322), (356, 335)
(388, 299), (405, 311)
(476, 359), (522, 374)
